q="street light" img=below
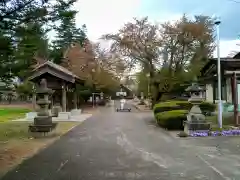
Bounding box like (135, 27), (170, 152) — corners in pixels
(215, 17), (222, 129)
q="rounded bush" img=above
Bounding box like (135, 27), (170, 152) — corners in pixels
(153, 100), (215, 115)
(153, 101), (192, 114)
(175, 101), (192, 110)
(153, 103), (181, 114)
(155, 110), (188, 130)
(199, 101), (216, 115)
(153, 100), (216, 131)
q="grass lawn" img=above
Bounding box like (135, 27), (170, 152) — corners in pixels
(0, 121), (81, 177)
(0, 108), (31, 122)
(206, 114), (235, 130)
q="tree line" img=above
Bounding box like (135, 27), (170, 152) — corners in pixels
(0, 0), (126, 100)
(1, 1), (216, 104)
(102, 15), (216, 104)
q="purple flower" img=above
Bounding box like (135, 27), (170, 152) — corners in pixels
(190, 129), (240, 137)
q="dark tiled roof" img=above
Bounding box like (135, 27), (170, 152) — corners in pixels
(200, 57), (240, 77)
(33, 61), (78, 78)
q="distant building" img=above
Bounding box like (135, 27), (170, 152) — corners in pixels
(200, 52), (240, 104)
(0, 80), (17, 101)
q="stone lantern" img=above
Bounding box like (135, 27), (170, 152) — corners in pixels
(29, 79), (57, 134)
(184, 81), (210, 135)
(185, 82), (204, 103)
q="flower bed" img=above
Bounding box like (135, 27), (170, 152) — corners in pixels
(190, 130), (240, 137)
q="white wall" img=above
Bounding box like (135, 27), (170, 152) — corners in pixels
(205, 79), (232, 103)
(205, 84), (214, 103)
(226, 78), (232, 103)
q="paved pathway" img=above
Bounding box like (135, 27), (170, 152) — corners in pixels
(1, 102), (240, 179)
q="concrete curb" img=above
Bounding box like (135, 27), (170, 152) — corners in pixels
(12, 114), (93, 122)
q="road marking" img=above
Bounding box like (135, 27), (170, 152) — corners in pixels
(57, 160), (69, 172)
(197, 154), (231, 180)
(116, 128), (168, 168)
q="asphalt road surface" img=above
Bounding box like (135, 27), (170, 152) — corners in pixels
(1, 102), (240, 180)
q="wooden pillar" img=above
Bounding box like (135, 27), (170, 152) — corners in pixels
(213, 81), (216, 103)
(73, 88), (77, 109)
(32, 84), (36, 111)
(62, 82), (67, 112)
(32, 94), (36, 111)
(232, 72), (238, 126)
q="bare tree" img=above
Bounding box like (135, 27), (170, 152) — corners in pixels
(102, 17), (162, 105)
(93, 43), (127, 79)
(157, 15), (215, 93)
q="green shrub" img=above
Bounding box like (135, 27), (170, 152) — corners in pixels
(155, 110), (188, 130)
(175, 101), (192, 110)
(153, 102), (181, 114)
(153, 100), (192, 114)
(199, 102), (216, 115)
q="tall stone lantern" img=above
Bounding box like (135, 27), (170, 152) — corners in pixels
(184, 82), (210, 135)
(29, 79), (57, 133)
(185, 82), (204, 103)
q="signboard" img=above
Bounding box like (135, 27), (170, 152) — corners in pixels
(116, 92), (127, 96)
(100, 92), (104, 99)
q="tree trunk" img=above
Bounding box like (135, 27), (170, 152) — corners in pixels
(148, 68), (158, 109)
(151, 83), (160, 108)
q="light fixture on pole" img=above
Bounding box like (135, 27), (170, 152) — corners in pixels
(214, 17), (222, 129)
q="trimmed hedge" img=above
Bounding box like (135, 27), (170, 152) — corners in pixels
(199, 102), (216, 115)
(155, 110), (188, 130)
(153, 100), (216, 130)
(153, 100), (216, 115)
(153, 101), (192, 114)
(175, 101), (192, 110)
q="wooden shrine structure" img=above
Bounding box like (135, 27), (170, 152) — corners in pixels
(200, 53), (240, 125)
(28, 61), (85, 112)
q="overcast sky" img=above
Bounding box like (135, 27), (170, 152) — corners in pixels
(74, 0), (240, 57)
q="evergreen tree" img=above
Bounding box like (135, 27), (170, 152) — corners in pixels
(0, 0), (79, 82)
(50, 1), (87, 64)
(14, 22), (49, 80)
(0, 30), (14, 83)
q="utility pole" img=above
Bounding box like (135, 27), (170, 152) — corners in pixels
(215, 17), (223, 129)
